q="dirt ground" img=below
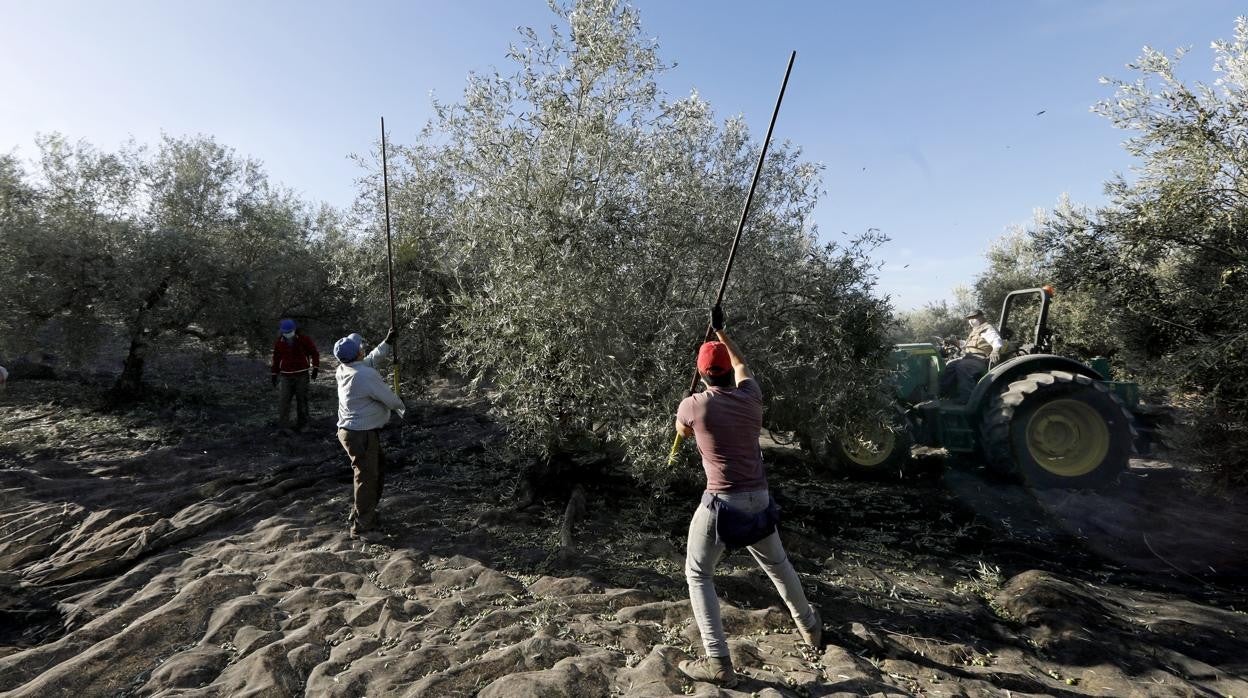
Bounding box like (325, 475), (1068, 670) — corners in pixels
(2, 359), (1247, 697)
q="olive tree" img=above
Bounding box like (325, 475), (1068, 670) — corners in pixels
(363, 0), (894, 489)
(1035, 19), (1248, 482)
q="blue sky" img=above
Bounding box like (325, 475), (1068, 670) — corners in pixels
(2, 1), (1242, 309)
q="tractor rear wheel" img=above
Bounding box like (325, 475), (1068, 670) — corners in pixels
(831, 416), (912, 478)
(981, 371), (1135, 488)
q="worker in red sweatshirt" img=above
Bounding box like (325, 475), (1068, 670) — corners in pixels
(270, 318), (320, 433)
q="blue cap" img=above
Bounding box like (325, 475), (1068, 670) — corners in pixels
(279, 319), (296, 333)
(333, 337), (360, 362)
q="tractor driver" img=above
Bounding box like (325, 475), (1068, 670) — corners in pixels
(939, 309), (1005, 402)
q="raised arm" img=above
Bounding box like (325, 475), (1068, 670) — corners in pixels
(714, 329), (752, 384)
(363, 327), (396, 369)
(363, 341), (392, 368)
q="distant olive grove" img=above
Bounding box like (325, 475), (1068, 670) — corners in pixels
(0, 134), (359, 396)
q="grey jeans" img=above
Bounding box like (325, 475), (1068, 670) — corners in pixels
(685, 489), (816, 658)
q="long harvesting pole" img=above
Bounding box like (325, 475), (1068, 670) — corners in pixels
(669, 51), (796, 464)
(381, 117), (400, 396)
(686, 50), (795, 395)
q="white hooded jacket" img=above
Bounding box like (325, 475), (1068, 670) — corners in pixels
(336, 361), (405, 430)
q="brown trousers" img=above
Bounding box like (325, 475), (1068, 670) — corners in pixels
(337, 428), (386, 531)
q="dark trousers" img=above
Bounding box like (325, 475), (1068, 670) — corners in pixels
(278, 373), (310, 430)
(337, 428), (386, 531)
(939, 354), (988, 402)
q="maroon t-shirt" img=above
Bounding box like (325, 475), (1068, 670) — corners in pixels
(677, 378), (767, 493)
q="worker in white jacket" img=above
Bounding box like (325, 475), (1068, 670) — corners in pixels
(939, 309), (1007, 402)
(333, 335), (405, 538)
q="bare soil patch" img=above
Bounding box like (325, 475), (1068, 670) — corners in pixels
(2, 366), (1246, 697)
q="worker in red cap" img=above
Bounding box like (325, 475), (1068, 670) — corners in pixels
(672, 305), (821, 688)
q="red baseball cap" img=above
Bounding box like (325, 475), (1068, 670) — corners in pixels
(697, 341), (732, 377)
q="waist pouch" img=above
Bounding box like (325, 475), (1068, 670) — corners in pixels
(703, 492), (781, 549)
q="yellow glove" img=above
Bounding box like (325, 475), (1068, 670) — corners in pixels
(667, 433), (685, 465)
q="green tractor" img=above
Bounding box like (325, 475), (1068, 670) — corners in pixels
(834, 286), (1142, 488)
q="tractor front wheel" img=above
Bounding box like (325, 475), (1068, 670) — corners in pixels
(981, 371), (1134, 488)
(831, 417), (913, 478)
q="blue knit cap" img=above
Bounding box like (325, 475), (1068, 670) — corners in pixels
(279, 318), (296, 333)
(333, 337), (360, 362)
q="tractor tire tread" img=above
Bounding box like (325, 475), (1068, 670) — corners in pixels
(980, 370), (1135, 486)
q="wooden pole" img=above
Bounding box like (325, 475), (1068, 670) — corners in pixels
(669, 51), (796, 465)
(381, 117), (400, 395)
(684, 50), (795, 396)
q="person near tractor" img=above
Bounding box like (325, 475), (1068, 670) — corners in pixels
(939, 309), (1005, 402)
(347, 327), (397, 370)
(270, 319), (320, 433)
(673, 305), (822, 688)
(333, 335), (406, 538)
